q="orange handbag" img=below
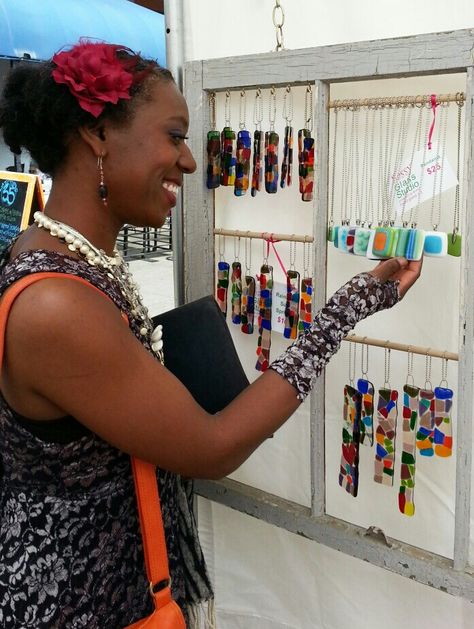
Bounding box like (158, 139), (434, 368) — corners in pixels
(0, 273), (186, 629)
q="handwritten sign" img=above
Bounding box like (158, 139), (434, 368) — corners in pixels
(0, 171), (44, 251)
(271, 281), (288, 335)
(392, 143), (457, 217)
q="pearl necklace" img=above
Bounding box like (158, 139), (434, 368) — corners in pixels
(33, 211), (164, 361)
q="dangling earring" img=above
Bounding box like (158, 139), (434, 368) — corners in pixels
(97, 154), (108, 206)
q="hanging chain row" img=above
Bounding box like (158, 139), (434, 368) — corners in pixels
(272, 0), (285, 52)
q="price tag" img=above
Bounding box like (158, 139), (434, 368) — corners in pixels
(271, 281), (287, 335)
(392, 142), (457, 217)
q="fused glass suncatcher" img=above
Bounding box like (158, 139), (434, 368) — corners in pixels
(234, 129), (251, 196)
(241, 275), (256, 334)
(374, 388), (398, 486)
(255, 264), (273, 372)
(399, 384), (420, 517)
(284, 270), (300, 340)
(339, 384), (362, 497)
(230, 261), (242, 324)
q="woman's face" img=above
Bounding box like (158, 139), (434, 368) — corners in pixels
(103, 79), (196, 228)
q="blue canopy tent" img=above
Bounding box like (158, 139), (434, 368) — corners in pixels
(0, 0), (166, 63)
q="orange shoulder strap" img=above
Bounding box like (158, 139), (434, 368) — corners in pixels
(0, 272), (170, 594)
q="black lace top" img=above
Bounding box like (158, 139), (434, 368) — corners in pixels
(0, 248), (213, 629)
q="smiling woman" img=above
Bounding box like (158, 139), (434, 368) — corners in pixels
(0, 40), (422, 629)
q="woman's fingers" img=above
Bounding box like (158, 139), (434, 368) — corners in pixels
(369, 256), (423, 298)
(396, 258), (423, 297)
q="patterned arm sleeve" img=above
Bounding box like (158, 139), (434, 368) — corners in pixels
(269, 272), (400, 401)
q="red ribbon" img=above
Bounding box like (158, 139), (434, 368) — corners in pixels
(427, 93), (437, 150)
(263, 234), (288, 277)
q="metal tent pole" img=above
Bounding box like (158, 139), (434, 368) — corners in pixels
(164, 0), (185, 306)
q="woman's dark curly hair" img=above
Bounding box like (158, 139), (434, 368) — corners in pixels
(0, 43), (173, 176)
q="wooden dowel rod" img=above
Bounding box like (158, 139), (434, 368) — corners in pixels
(214, 228), (313, 243)
(343, 334), (458, 361)
(329, 92), (465, 109)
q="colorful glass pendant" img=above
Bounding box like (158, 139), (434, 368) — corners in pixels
(241, 275), (256, 334)
(423, 230), (448, 257)
(220, 127), (236, 186)
(434, 386), (453, 457)
(416, 389), (435, 457)
(206, 92), (221, 189)
(339, 384), (362, 497)
(447, 231), (462, 257)
(280, 87), (293, 189)
(251, 131), (263, 197)
(353, 227), (372, 256)
(298, 129), (314, 202)
(374, 388), (398, 486)
(281, 126), (293, 188)
(216, 260), (230, 316)
(298, 85), (314, 202)
(284, 269), (300, 340)
(206, 131), (221, 189)
(298, 278), (312, 335)
(230, 261), (242, 324)
(358, 378), (375, 446)
(234, 90), (251, 197)
(264, 87), (279, 194)
(255, 264), (273, 372)
(265, 130), (279, 193)
(251, 89), (264, 197)
(234, 130), (251, 196)
(399, 383), (420, 517)
(220, 90), (236, 186)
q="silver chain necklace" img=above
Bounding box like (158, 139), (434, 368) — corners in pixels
(33, 211), (164, 361)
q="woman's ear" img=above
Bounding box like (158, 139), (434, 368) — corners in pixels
(78, 123), (107, 157)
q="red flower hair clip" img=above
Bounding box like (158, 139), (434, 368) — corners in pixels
(52, 41), (137, 117)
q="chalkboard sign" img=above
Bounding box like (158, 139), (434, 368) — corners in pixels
(0, 171), (44, 252)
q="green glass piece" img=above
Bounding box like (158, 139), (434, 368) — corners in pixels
(401, 451), (415, 464)
(383, 468), (394, 476)
(353, 228), (371, 255)
(327, 225), (336, 242)
(448, 232), (462, 257)
(395, 228), (410, 257)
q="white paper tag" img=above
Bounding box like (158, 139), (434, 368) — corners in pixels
(392, 142), (458, 217)
(271, 281), (287, 335)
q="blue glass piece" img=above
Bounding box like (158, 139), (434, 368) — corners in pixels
(424, 234), (443, 255)
(434, 387), (453, 400)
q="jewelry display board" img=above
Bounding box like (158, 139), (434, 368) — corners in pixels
(183, 28), (474, 600)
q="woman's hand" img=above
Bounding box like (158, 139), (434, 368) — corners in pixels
(369, 256), (423, 298)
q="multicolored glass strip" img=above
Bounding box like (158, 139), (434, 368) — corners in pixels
(416, 389), (435, 457)
(434, 386), (453, 457)
(346, 227), (357, 255)
(298, 128), (314, 202)
(206, 130), (221, 189)
(241, 275), (255, 334)
(339, 384), (362, 497)
(264, 131), (279, 193)
(297, 277), (312, 335)
(283, 270), (300, 340)
(220, 127), (236, 186)
(234, 129), (251, 196)
(230, 261), (242, 324)
(357, 378), (375, 446)
(251, 130), (263, 197)
(280, 125), (293, 188)
(399, 384), (420, 517)
(374, 388), (398, 486)
(216, 260), (230, 316)
(255, 264), (273, 372)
